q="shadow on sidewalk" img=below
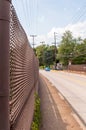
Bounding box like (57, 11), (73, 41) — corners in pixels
(39, 76), (68, 130)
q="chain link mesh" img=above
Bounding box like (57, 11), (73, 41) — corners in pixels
(9, 5), (39, 129)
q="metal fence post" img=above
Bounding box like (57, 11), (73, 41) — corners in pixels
(0, 0), (11, 130)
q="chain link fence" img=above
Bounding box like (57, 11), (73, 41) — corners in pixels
(9, 3), (39, 130)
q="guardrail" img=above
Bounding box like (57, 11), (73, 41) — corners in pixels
(0, 1), (39, 130)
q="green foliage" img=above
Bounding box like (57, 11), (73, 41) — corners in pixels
(39, 66), (45, 69)
(35, 44), (47, 66)
(43, 49), (53, 67)
(72, 55), (86, 64)
(71, 38), (86, 64)
(31, 94), (41, 130)
(35, 44), (56, 67)
(35, 31), (86, 66)
(57, 30), (86, 65)
(57, 31), (76, 65)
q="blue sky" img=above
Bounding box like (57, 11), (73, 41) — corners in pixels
(12, 0), (86, 46)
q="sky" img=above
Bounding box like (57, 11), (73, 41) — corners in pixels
(12, 0), (86, 46)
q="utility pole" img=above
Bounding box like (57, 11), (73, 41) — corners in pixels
(30, 35), (37, 49)
(40, 41), (45, 67)
(40, 41), (45, 45)
(54, 32), (57, 62)
(54, 32), (58, 69)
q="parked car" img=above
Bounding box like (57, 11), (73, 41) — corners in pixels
(45, 67), (50, 71)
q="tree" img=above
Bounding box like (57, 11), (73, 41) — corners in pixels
(72, 39), (86, 64)
(35, 44), (47, 66)
(35, 44), (56, 67)
(57, 31), (76, 65)
(43, 47), (54, 67)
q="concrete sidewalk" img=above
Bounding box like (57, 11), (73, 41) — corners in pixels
(39, 75), (67, 130)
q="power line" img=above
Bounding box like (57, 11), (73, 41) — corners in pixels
(62, 3), (86, 35)
(69, 4), (86, 24)
(72, 8), (86, 23)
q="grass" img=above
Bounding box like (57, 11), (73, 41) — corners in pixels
(31, 93), (41, 130)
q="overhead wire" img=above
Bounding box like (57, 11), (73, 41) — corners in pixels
(13, 0), (32, 34)
(22, 0), (30, 33)
(12, 0), (29, 35)
(32, 0), (39, 35)
(35, 0), (39, 34)
(59, 2), (86, 45)
(26, 0), (31, 30)
(70, 5), (86, 23)
(26, 0), (33, 34)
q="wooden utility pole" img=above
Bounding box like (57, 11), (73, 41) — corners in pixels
(54, 32), (57, 62)
(30, 35), (37, 48)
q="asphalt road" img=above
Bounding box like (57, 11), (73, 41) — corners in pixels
(40, 70), (86, 126)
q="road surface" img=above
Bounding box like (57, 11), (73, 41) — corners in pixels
(40, 70), (86, 126)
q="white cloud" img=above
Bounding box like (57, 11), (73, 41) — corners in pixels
(36, 35), (47, 45)
(64, 21), (86, 38)
(28, 21), (86, 46)
(47, 21), (86, 44)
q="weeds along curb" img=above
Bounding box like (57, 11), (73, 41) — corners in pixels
(31, 93), (41, 130)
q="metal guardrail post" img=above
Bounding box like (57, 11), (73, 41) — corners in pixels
(0, 0), (11, 129)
